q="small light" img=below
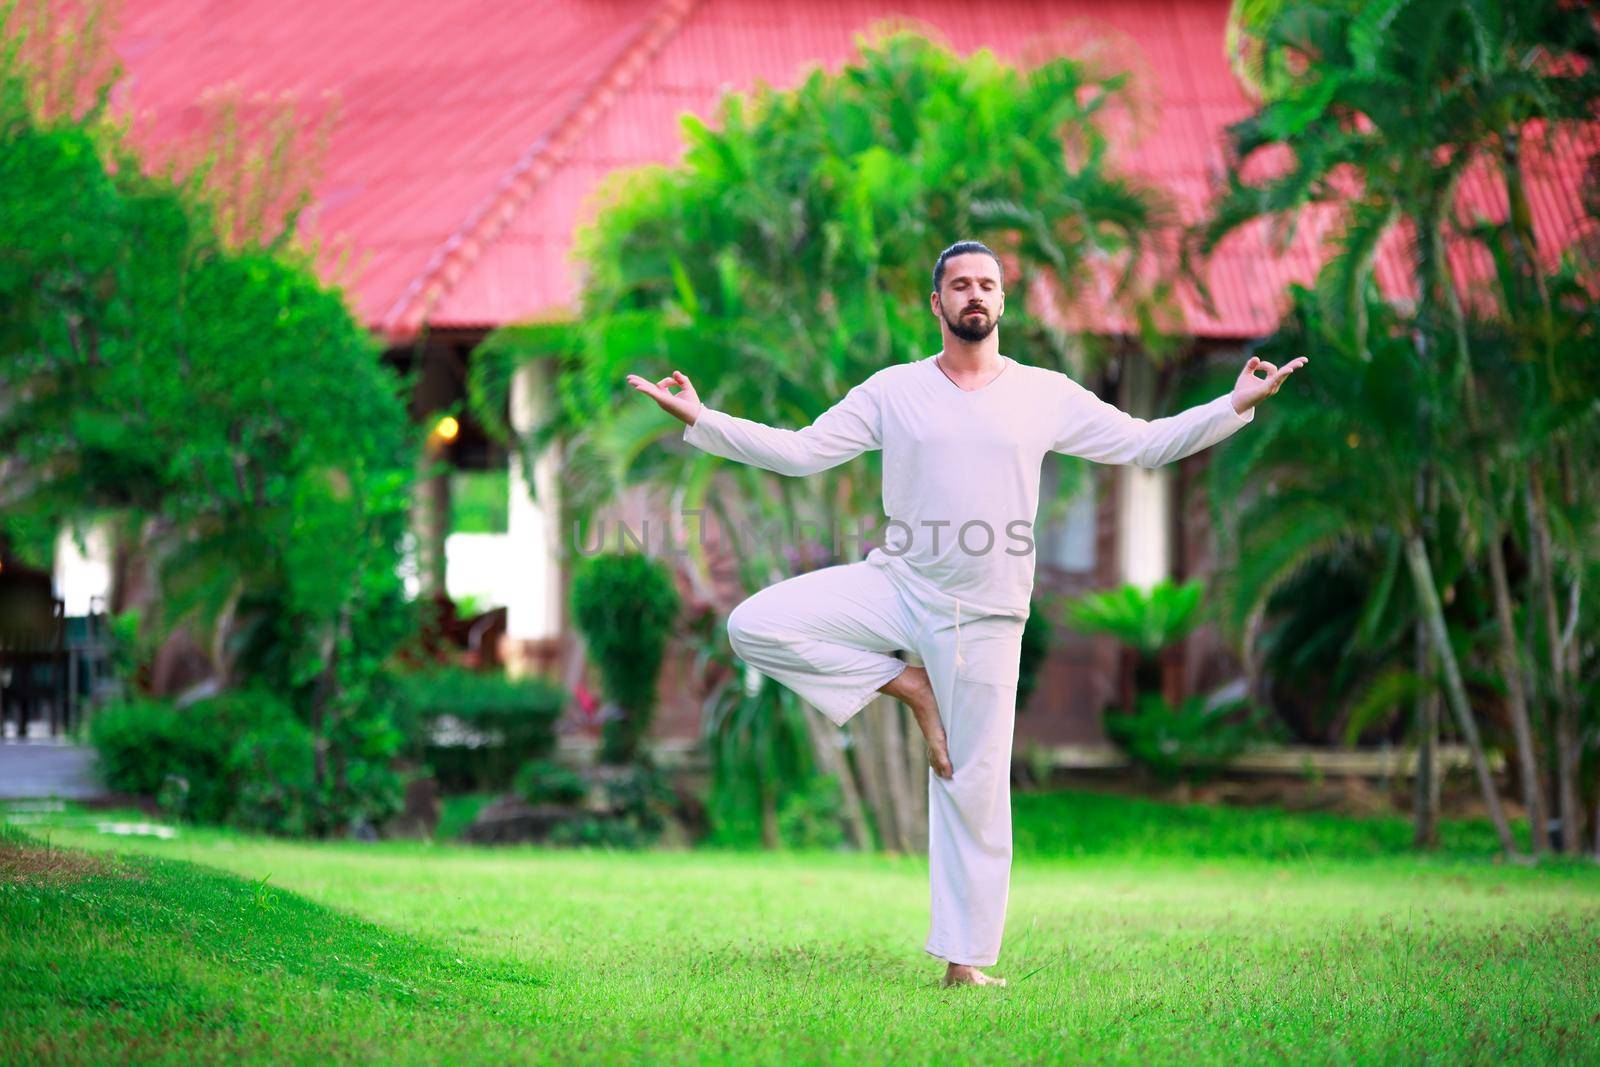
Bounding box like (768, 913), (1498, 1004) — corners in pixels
(434, 416), (460, 442)
(1346, 432), (1360, 448)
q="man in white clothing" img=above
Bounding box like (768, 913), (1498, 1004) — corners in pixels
(627, 240), (1306, 988)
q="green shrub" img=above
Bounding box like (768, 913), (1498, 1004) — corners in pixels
(0, 12), (421, 840)
(329, 708), (407, 830)
(1018, 596), (1053, 712)
(547, 815), (649, 848)
(89, 697), (194, 798)
(89, 689), (292, 823)
(180, 690), (301, 824)
(545, 764), (678, 849)
(388, 664), (567, 791)
(601, 763), (676, 839)
(515, 759), (588, 806)
(228, 717), (319, 837)
(1103, 692), (1279, 785)
(700, 649), (815, 849)
(776, 774), (846, 850)
(88, 687), (401, 835)
(570, 552), (680, 764)
(222, 709), (404, 838)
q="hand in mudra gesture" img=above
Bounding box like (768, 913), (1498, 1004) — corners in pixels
(626, 369), (703, 427)
(1230, 354), (1308, 416)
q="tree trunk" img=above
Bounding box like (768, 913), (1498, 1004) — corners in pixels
(1429, 252), (1533, 859)
(1487, 531), (1548, 853)
(1411, 469), (1439, 849)
(1520, 491), (1554, 841)
(760, 782), (780, 850)
(1528, 470), (1580, 854)
(846, 691), (930, 855)
(799, 701), (871, 850)
(899, 701), (929, 851)
(1413, 614), (1439, 850)
(1562, 570), (1585, 853)
(878, 697), (914, 853)
(1593, 787), (1600, 862)
(1402, 532), (1518, 856)
(849, 698), (894, 852)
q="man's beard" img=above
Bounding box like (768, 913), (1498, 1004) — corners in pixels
(944, 305), (997, 342)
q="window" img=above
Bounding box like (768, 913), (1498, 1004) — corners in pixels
(1037, 454), (1096, 573)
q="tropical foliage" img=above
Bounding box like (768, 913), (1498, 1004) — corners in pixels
(1058, 579), (1278, 782)
(1203, 0), (1600, 855)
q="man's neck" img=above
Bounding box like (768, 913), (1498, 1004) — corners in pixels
(937, 334), (1003, 378)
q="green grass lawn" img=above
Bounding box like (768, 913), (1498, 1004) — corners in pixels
(4, 790), (1598, 1065)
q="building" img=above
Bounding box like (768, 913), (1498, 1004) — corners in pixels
(86, 0), (1595, 749)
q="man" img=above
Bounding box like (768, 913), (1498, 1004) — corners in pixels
(626, 240), (1306, 988)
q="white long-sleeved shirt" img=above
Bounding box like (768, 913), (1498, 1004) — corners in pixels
(682, 354), (1254, 618)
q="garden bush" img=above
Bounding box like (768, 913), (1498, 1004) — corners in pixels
(90, 688), (292, 823)
(0, 2), (421, 841)
(89, 697), (198, 800)
(226, 709), (406, 839)
(228, 716), (319, 836)
(1017, 595), (1053, 712)
(569, 551), (680, 764)
(388, 664), (567, 791)
(545, 763), (678, 848)
(515, 758), (589, 806)
(776, 774), (847, 850)
(88, 686), (405, 835)
(1104, 692), (1281, 785)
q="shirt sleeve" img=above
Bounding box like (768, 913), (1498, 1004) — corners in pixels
(681, 374), (883, 477)
(1048, 373), (1254, 468)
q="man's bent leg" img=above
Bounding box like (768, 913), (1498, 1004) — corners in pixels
(726, 561), (918, 727)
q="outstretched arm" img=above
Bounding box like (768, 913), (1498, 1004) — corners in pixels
(1049, 354), (1305, 468)
(627, 368), (881, 477)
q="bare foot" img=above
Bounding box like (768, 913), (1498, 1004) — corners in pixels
(941, 964), (1007, 988)
(880, 664), (953, 778)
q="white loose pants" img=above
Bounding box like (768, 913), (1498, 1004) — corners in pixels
(726, 559), (1026, 967)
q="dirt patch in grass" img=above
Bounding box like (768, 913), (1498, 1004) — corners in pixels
(0, 841), (142, 884)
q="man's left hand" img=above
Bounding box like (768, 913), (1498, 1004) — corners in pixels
(1231, 354), (1307, 416)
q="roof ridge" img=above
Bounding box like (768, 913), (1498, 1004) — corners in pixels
(378, 0), (699, 340)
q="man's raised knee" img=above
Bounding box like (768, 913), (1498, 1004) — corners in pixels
(726, 598), (765, 655)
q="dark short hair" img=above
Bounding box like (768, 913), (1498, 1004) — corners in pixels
(932, 240), (1003, 293)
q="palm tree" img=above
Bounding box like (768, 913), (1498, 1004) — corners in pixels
(1202, 0), (1600, 856)
(1203, 283), (1519, 852)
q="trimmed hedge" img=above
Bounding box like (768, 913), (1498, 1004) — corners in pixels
(387, 664), (568, 791)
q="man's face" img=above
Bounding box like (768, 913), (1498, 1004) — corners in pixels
(932, 252), (1004, 342)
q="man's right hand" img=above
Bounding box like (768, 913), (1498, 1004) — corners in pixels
(626, 369), (703, 427)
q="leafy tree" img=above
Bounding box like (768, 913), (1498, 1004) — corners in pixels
(0, 1), (420, 835)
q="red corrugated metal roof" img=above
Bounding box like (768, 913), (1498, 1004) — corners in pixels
(108, 0), (1597, 342)
(111, 0), (682, 331)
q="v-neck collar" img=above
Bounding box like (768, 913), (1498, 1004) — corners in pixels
(931, 354), (1011, 394)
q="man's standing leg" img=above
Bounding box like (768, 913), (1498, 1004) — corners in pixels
(914, 609), (1026, 984)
